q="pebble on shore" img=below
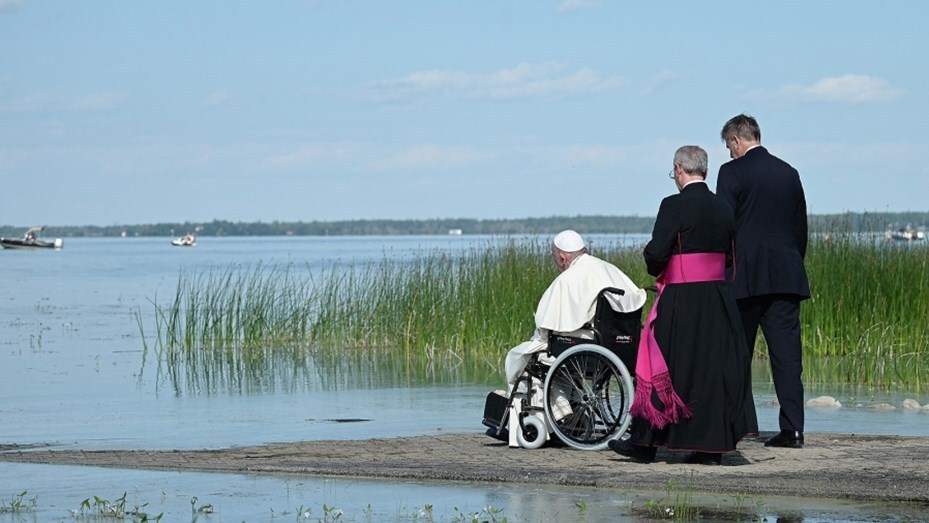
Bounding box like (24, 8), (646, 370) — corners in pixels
(788, 396), (928, 411)
(806, 395), (842, 408)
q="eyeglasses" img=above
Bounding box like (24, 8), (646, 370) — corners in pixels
(668, 167), (676, 179)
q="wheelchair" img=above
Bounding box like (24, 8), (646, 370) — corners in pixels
(483, 287), (643, 450)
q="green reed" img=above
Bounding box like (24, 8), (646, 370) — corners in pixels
(145, 239), (642, 389)
(144, 234), (927, 390)
(800, 232), (929, 389)
(306, 238), (647, 380)
(147, 262), (318, 393)
(299, 238), (570, 370)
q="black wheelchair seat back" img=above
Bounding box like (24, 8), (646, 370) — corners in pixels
(593, 287), (642, 375)
(547, 287), (642, 372)
(592, 286), (642, 375)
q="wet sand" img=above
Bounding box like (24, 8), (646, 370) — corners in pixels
(2, 431), (928, 505)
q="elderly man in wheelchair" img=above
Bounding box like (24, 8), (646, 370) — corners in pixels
(483, 230), (647, 450)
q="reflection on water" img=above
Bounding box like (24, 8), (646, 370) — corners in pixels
(149, 345), (497, 397)
(0, 461), (924, 522)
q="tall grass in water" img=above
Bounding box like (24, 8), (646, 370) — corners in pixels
(311, 239), (647, 363)
(801, 232), (929, 389)
(146, 239), (645, 390)
(311, 239), (551, 365)
(146, 233), (927, 390)
(150, 262), (318, 394)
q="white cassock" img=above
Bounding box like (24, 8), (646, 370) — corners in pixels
(504, 253), (647, 388)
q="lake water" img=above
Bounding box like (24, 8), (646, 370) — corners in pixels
(1, 235), (926, 521)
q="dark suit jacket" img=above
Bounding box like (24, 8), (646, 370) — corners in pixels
(644, 182), (734, 277)
(716, 146), (810, 300)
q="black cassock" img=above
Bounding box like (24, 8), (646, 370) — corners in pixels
(630, 182), (758, 453)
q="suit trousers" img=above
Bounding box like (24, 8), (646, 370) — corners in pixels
(737, 294), (805, 432)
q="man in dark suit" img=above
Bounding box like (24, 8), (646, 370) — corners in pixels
(716, 114), (810, 449)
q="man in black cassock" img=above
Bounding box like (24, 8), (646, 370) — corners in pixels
(609, 145), (757, 465)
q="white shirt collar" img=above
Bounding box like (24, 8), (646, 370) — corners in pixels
(682, 179), (707, 189)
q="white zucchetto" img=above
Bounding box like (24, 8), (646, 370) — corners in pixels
(552, 230), (585, 252)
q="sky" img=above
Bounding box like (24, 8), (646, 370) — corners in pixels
(1, 1), (927, 227)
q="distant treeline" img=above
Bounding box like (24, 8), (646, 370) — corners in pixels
(2, 211), (927, 238)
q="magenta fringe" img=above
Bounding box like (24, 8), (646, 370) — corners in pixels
(630, 371), (692, 430)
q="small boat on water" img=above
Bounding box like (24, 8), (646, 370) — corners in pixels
(886, 227), (926, 242)
(0, 226), (64, 250)
(172, 232), (197, 247)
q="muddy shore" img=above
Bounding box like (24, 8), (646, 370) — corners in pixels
(2, 431), (928, 505)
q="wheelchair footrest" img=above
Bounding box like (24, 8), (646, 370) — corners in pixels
(482, 391), (509, 430)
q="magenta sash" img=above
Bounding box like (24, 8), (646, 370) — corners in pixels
(629, 252), (726, 429)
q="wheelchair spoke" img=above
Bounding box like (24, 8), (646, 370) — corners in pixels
(550, 353), (619, 440)
(544, 346), (634, 449)
(563, 355), (595, 395)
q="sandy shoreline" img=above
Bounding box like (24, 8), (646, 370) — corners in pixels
(2, 431), (928, 505)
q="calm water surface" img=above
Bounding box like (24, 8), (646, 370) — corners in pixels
(1, 235), (926, 521)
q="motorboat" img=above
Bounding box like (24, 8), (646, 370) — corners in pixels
(0, 226), (64, 250)
(172, 233), (197, 247)
(886, 227), (926, 242)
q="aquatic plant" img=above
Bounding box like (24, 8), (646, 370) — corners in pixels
(0, 490), (37, 513)
(190, 495), (213, 521)
(642, 474), (699, 520)
(639, 482), (768, 522)
(72, 491), (163, 521)
(142, 234), (928, 390)
(800, 228), (929, 389)
(452, 504), (507, 522)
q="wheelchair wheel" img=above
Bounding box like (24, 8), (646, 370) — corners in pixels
(515, 413), (547, 450)
(542, 343), (634, 450)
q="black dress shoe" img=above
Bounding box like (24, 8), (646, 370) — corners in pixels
(608, 439), (656, 463)
(682, 451), (722, 465)
(765, 430), (804, 448)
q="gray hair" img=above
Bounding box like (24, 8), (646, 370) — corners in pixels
(721, 113), (761, 143)
(673, 145), (708, 177)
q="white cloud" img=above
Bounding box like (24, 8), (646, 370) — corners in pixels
(779, 141), (910, 166)
(781, 74), (904, 103)
(1, 91), (126, 113)
(368, 144), (484, 171)
(0, 92), (55, 113)
(0, 0), (23, 12)
(265, 143), (360, 169)
(642, 69), (679, 94)
(69, 91), (127, 111)
(203, 91), (233, 107)
(367, 62), (626, 102)
(557, 0), (599, 13)
(547, 144), (625, 166)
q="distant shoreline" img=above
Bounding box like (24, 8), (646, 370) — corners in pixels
(3, 211), (926, 238)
